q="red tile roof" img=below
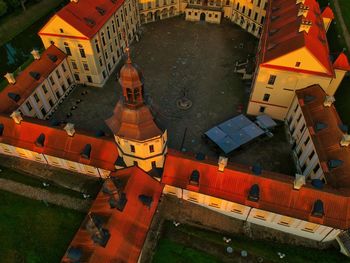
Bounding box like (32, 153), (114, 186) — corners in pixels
(322, 6), (334, 19)
(41, 0), (124, 39)
(296, 85), (350, 189)
(162, 149), (350, 230)
(258, 0), (336, 76)
(0, 45), (66, 114)
(61, 167), (163, 263)
(0, 114), (118, 171)
(333, 52), (350, 71)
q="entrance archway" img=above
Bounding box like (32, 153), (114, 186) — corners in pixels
(200, 13), (206, 21)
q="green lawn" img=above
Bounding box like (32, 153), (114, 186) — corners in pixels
(156, 221), (348, 263)
(153, 238), (222, 263)
(0, 190), (84, 263)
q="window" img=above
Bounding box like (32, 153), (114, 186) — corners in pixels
(297, 113), (302, 122)
(301, 162), (307, 173)
(102, 71), (107, 79)
(62, 63), (66, 72)
(295, 62), (301, 67)
(208, 13), (211, 17)
(261, 16), (265, 24)
(74, 74), (80, 81)
(95, 39), (100, 53)
(71, 61), (78, 70)
(112, 21), (116, 33)
(83, 63), (89, 71)
(87, 76), (92, 83)
(149, 145), (154, 153)
(309, 150), (315, 160)
(42, 85), (48, 94)
(152, 161), (156, 167)
(300, 123), (306, 133)
(304, 136), (310, 146)
(242, 6), (245, 13)
(105, 51), (108, 59)
(99, 58), (103, 66)
(130, 145), (135, 153)
(107, 27), (111, 39)
(26, 101), (32, 111)
(248, 9), (252, 17)
(257, 0), (261, 7)
(59, 28), (64, 33)
(294, 104), (299, 112)
(49, 76), (55, 85)
(268, 75), (276, 85)
(263, 93), (270, 102)
(254, 12), (258, 21)
(236, 2), (239, 9)
(215, 14), (218, 18)
(313, 163), (320, 174)
(41, 107), (47, 116)
(56, 91), (61, 99)
(297, 149), (302, 158)
(56, 70), (61, 79)
(79, 47), (86, 58)
(34, 93), (40, 103)
(110, 44), (113, 52)
(49, 99), (54, 107)
(259, 106), (265, 113)
(64, 43), (72, 56)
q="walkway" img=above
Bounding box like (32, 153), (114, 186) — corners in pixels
(333, 0), (350, 51)
(0, 178), (91, 212)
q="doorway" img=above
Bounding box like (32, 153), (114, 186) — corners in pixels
(200, 13), (206, 21)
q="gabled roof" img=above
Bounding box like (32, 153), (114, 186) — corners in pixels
(61, 167), (163, 263)
(41, 0), (124, 39)
(333, 52), (350, 71)
(322, 6), (334, 19)
(296, 85), (350, 189)
(0, 45), (66, 114)
(162, 149), (350, 230)
(0, 114), (118, 171)
(258, 0), (335, 76)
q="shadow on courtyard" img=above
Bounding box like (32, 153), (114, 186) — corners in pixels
(51, 17), (294, 175)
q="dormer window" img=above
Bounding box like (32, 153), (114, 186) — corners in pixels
(248, 184), (260, 202)
(311, 200), (324, 218)
(189, 170), (200, 185)
(295, 62), (301, 67)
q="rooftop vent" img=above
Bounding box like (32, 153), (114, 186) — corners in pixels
(31, 49), (40, 60)
(29, 71), (41, 80)
(248, 184), (260, 202)
(189, 170), (200, 185)
(66, 247), (82, 261)
(311, 179), (324, 189)
(339, 124), (348, 133)
(293, 173), (306, 190)
(35, 133), (45, 147)
(10, 111), (22, 124)
(64, 123), (75, 136)
(299, 20), (312, 34)
(311, 199), (324, 217)
(4, 73), (16, 84)
(328, 159), (343, 169)
(0, 124), (3, 136)
(96, 6), (106, 15)
(251, 164), (262, 175)
(139, 194), (153, 208)
(315, 122), (328, 132)
(340, 134), (350, 147)
(304, 95), (315, 103)
(84, 17), (96, 27)
(47, 54), (58, 63)
(218, 156), (228, 172)
(109, 192), (127, 211)
(323, 95), (335, 107)
(81, 144), (92, 159)
(7, 92), (20, 102)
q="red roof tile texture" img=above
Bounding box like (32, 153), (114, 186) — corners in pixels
(0, 114), (118, 171)
(43, 0), (124, 39)
(0, 45), (66, 114)
(258, 0), (336, 76)
(61, 167), (163, 263)
(296, 85), (350, 189)
(162, 149), (350, 230)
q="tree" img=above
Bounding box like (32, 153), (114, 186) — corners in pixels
(0, 0), (8, 16)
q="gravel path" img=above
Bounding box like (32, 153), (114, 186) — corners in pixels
(0, 178), (91, 212)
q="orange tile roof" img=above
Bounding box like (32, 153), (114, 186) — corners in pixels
(258, 0), (336, 76)
(162, 149), (350, 230)
(296, 85), (350, 189)
(333, 52), (350, 71)
(0, 114), (118, 171)
(41, 0), (124, 39)
(61, 167), (163, 263)
(0, 45), (66, 114)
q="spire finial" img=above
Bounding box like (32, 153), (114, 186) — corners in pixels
(125, 47), (131, 64)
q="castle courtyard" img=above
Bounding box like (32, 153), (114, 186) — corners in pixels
(51, 17), (293, 175)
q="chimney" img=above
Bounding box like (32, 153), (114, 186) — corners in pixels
(323, 96), (335, 107)
(340, 134), (350, 147)
(64, 123), (75, 136)
(296, 0), (305, 4)
(299, 20), (312, 33)
(10, 111), (23, 124)
(31, 49), (41, 60)
(218, 156), (228, 172)
(4, 73), (16, 84)
(298, 5), (309, 17)
(293, 174), (306, 190)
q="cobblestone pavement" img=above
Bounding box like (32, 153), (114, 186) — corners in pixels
(0, 178), (91, 212)
(52, 17), (293, 174)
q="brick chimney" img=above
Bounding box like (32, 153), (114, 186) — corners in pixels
(340, 134), (350, 147)
(31, 49), (41, 60)
(64, 123), (75, 136)
(4, 73), (16, 84)
(299, 20), (312, 33)
(218, 156), (228, 172)
(10, 111), (23, 124)
(293, 174), (306, 190)
(323, 96), (335, 107)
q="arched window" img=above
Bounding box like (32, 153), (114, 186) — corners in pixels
(126, 88), (133, 102)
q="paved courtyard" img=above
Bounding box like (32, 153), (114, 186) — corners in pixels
(52, 17), (294, 175)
